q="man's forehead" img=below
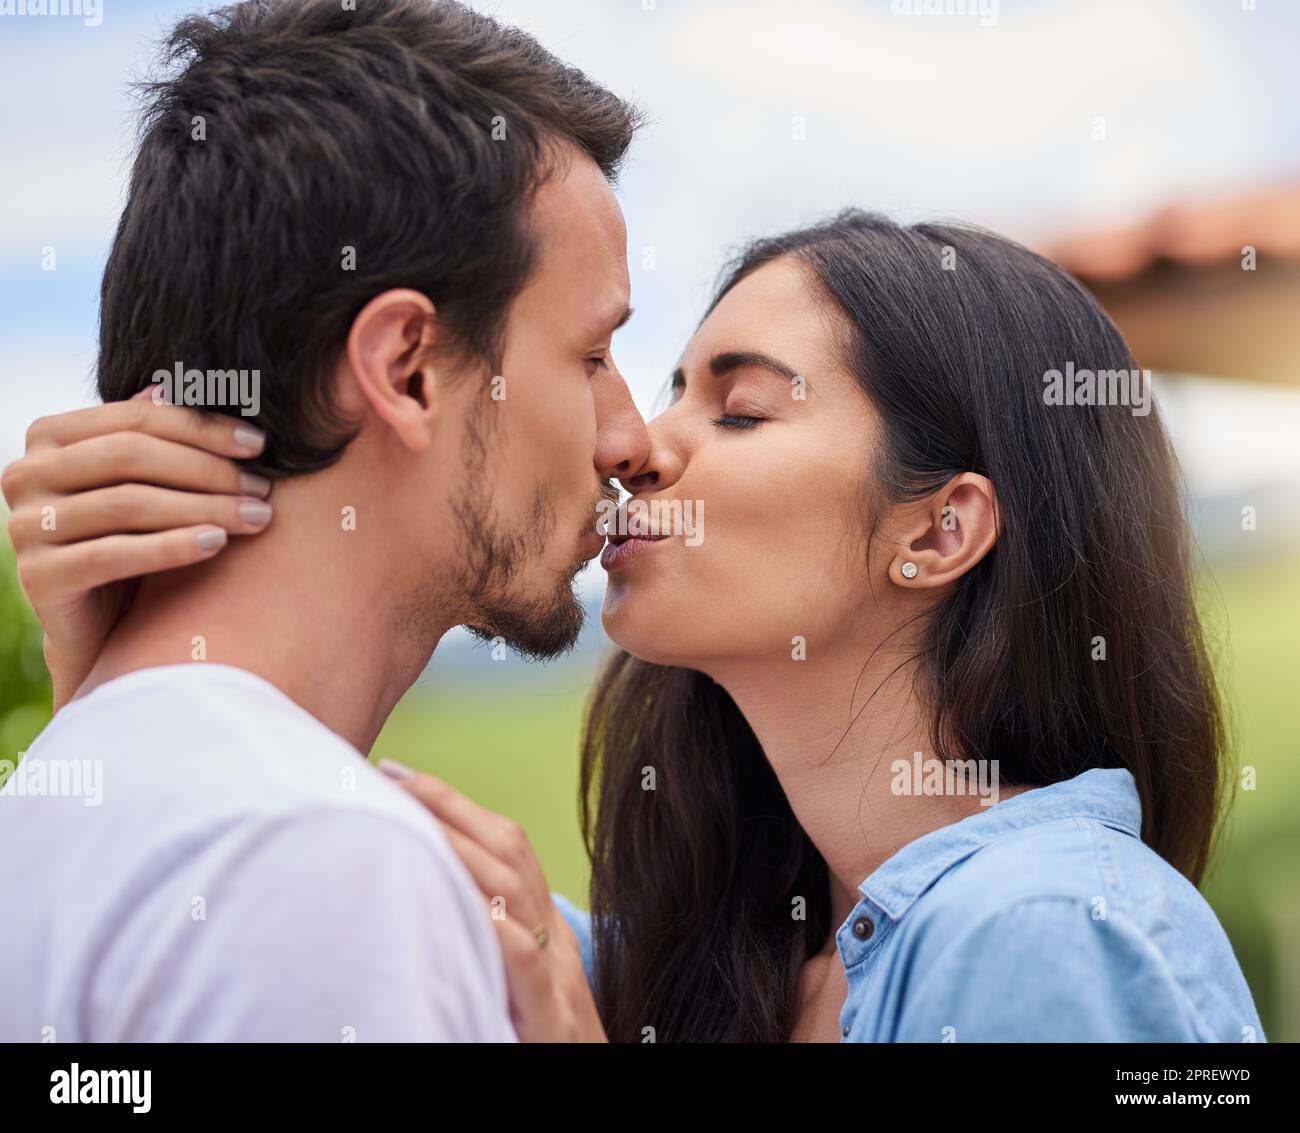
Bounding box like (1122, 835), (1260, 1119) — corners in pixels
(531, 149), (627, 254)
(517, 146), (631, 332)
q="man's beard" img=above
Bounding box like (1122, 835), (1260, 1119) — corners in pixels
(458, 483), (588, 662)
(451, 399), (601, 661)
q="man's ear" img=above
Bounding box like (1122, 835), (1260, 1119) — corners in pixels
(344, 288), (441, 453)
(887, 472), (1001, 589)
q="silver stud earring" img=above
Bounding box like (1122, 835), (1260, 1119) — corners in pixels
(901, 561), (918, 579)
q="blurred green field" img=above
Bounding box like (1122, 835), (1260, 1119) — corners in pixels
(371, 666), (602, 904)
(3, 538), (1297, 1039)
(370, 552), (1300, 1042)
(1195, 552), (1300, 1043)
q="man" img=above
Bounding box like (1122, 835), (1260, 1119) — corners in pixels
(0, 0), (648, 1041)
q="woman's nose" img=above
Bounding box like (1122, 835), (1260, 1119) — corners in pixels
(618, 410), (687, 496)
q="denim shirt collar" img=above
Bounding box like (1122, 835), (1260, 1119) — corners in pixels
(856, 766), (1143, 923)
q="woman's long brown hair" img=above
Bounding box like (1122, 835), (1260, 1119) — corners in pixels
(579, 211), (1228, 1042)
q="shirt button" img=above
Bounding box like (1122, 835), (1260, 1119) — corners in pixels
(852, 915), (874, 941)
(842, 1025), (850, 1037)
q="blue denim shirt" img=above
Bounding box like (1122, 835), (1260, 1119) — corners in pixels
(551, 767), (1265, 1042)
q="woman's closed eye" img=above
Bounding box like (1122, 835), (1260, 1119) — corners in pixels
(710, 412), (769, 430)
(668, 368), (772, 427)
(710, 394), (774, 430)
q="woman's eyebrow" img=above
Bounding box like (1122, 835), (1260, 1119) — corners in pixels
(672, 350), (810, 393)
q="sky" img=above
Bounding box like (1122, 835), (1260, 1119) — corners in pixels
(2, 0), (1299, 606)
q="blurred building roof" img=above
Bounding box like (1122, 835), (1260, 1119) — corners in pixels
(1044, 184), (1300, 386)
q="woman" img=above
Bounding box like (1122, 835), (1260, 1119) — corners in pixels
(6, 211), (1264, 1042)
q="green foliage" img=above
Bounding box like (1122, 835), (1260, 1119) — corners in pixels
(0, 535), (52, 771)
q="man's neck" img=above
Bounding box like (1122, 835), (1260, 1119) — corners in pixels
(79, 473), (448, 754)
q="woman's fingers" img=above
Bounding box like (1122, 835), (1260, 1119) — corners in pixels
(437, 822), (544, 929)
(491, 914), (556, 1035)
(20, 527), (230, 604)
(9, 431), (269, 499)
(392, 766), (545, 876)
(385, 764), (553, 925)
(376, 763), (604, 1042)
(0, 397), (268, 710)
(23, 395), (265, 460)
(490, 910), (603, 1043)
(9, 484), (272, 545)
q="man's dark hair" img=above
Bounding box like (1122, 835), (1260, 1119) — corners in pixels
(98, 0), (642, 473)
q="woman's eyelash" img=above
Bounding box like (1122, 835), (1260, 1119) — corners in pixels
(587, 356), (610, 372)
(710, 414), (768, 431)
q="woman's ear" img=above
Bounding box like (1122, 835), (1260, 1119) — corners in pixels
(343, 288), (441, 453)
(888, 473), (1000, 589)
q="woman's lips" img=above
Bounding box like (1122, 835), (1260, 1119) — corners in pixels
(600, 534), (667, 572)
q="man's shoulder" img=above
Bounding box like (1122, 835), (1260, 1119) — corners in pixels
(0, 666), (514, 1041)
(15, 662), (434, 832)
(36, 661), (360, 776)
(2, 661), (474, 932)
(83, 801), (510, 1041)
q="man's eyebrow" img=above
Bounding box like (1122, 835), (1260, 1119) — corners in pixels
(590, 303), (633, 341)
(672, 350), (809, 392)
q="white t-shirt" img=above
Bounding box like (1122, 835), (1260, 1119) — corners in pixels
(0, 663), (517, 1043)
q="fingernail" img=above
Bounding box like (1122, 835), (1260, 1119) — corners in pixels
(239, 471), (271, 497)
(377, 758), (414, 781)
(238, 500), (273, 528)
(232, 425), (266, 455)
(131, 386), (156, 402)
(196, 526), (228, 552)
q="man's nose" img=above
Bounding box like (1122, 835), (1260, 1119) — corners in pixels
(592, 370), (651, 482)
